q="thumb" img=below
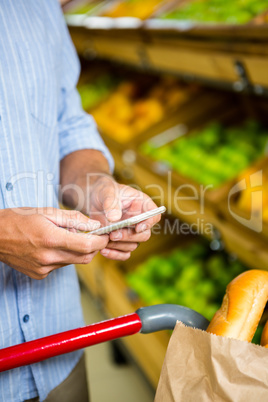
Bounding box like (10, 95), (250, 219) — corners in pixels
(101, 185), (122, 222)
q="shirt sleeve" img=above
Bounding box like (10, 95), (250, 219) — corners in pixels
(56, 9), (114, 172)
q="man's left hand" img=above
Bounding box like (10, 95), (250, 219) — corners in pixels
(89, 175), (161, 261)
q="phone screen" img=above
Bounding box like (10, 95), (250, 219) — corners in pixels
(89, 206), (166, 235)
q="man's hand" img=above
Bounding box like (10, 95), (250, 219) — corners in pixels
(0, 208), (108, 280)
(60, 150), (161, 262)
(89, 176), (161, 261)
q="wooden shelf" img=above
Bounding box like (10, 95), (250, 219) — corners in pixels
(76, 255), (170, 389)
(69, 23), (268, 94)
(106, 140), (268, 271)
(76, 226), (195, 388)
(72, 19), (268, 387)
(76, 204), (268, 388)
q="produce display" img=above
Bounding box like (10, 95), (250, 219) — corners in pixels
(90, 76), (193, 142)
(141, 120), (268, 188)
(126, 242), (246, 321)
(162, 0), (268, 25)
(65, 0), (268, 383)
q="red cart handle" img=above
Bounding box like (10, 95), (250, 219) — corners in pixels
(0, 304), (209, 372)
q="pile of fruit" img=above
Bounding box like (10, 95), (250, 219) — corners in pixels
(254, 10), (268, 24)
(78, 74), (119, 111)
(64, 0), (105, 15)
(126, 242), (246, 321)
(102, 0), (166, 19)
(141, 121), (268, 188)
(162, 0), (268, 25)
(234, 162), (268, 223)
(90, 76), (192, 142)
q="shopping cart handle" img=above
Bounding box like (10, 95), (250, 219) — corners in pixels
(0, 304), (209, 372)
(136, 304), (209, 333)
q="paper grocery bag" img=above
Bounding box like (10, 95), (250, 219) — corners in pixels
(155, 321), (268, 402)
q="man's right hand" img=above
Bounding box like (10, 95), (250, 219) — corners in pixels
(0, 207), (109, 280)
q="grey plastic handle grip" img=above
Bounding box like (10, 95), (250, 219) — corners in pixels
(136, 304), (210, 334)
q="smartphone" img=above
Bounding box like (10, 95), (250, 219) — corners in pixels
(89, 206), (166, 235)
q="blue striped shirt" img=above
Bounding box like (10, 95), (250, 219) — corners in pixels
(0, 1), (113, 401)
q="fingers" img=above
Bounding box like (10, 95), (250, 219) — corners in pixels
(99, 181), (122, 222)
(22, 248), (100, 280)
(36, 250), (99, 267)
(135, 199), (162, 233)
(43, 208), (101, 232)
(100, 248), (131, 261)
(66, 250), (99, 265)
(135, 214), (161, 233)
(50, 227), (109, 254)
(115, 190), (161, 233)
(106, 241), (139, 252)
(109, 228), (151, 243)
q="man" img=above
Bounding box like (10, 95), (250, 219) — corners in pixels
(0, 1), (160, 401)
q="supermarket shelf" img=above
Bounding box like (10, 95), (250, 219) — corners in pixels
(75, 221), (267, 388)
(71, 13), (268, 389)
(143, 19), (268, 41)
(216, 218), (268, 272)
(69, 23), (268, 95)
(76, 208), (268, 388)
(75, 59), (268, 270)
(76, 223), (267, 388)
(76, 256), (170, 389)
(106, 141), (268, 272)
(100, 261), (170, 389)
(76, 224), (193, 388)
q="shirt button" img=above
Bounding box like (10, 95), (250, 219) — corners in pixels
(23, 314), (30, 323)
(6, 182), (13, 191)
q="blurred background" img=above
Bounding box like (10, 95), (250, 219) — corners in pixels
(61, 1), (268, 400)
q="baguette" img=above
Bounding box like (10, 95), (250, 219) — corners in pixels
(206, 270), (268, 342)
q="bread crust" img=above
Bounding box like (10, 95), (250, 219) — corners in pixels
(206, 270), (268, 342)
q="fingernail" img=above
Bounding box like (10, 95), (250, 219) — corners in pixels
(111, 231), (122, 240)
(136, 224), (149, 233)
(101, 249), (109, 256)
(106, 210), (121, 221)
